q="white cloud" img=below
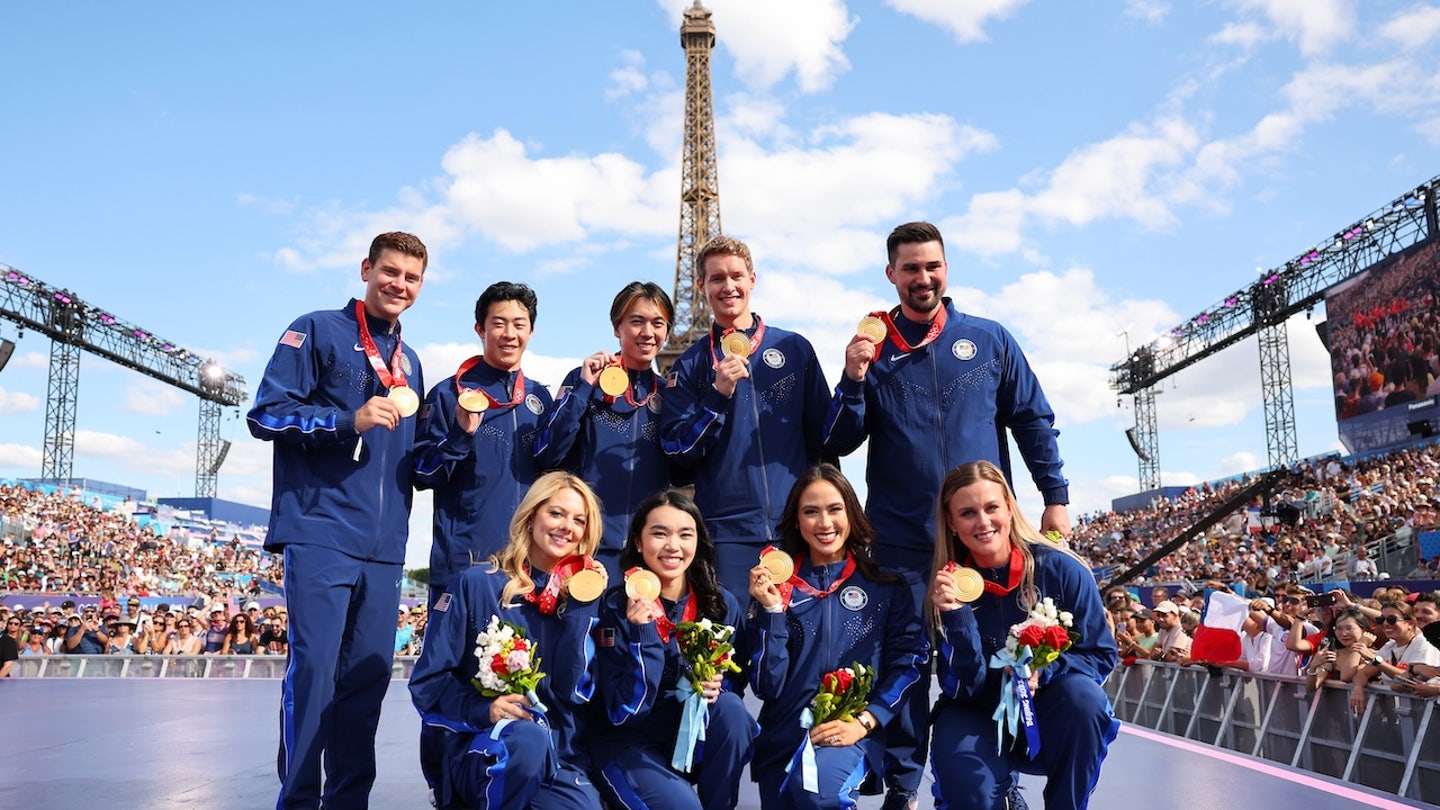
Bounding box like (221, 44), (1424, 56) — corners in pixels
(941, 117), (1201, 259)
(1210, 21), (1271, 50)
(723, 113), (995, 273)
(1031, 117), (1201, 229)
(5, 351), (48, 371)
(235, 193), (299, 216)
(124, 381), (188, 417)
(1226, 0), (1355, 57)
(0, 443), (42, 472)
(442, 129), (673, 252)
(73, 430), (194, 479)
(659, 0), (855, 92)
(1379, 6), (1440, 51)
(883, 0), (1034, 43)
(1124, 0), (1170, 23)
(0, 387), (40, 414)
(607, 50), (651, 99)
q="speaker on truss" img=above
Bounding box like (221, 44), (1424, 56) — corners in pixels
(0, 338), (13, 373)
(1125, 427), (1151, 461)
(1314, 320), (1329, 352)
(1409, 420), (1436, 439)
(208, 440), (232, 475)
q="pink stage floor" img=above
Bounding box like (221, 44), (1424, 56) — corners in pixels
(1, 678), (1430, 809)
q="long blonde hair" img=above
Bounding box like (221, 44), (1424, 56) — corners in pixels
(490, 471), (604, 607)
(925, 461), (1086, 631)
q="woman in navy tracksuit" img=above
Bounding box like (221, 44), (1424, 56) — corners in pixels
(927, 461), (1117, 810)
(533, 282), (677, 579)
(409, 471), (608, 810)
(746, 464), (929, 809)
(592, 489), (756, 810)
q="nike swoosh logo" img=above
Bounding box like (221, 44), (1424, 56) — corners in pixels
(354, 343), (365, 352)
(889, 352), (911, 362)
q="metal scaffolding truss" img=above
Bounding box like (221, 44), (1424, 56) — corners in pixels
(1110, 176), (1440, 477)
(1, 261), (247, 494)
(1132, 387), (1160, 490)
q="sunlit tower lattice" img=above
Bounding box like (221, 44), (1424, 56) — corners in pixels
(658, 0), (722, 373)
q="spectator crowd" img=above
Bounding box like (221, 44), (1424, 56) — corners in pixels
(6, 438), (1440, 682)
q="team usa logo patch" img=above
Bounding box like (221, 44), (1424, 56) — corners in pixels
(952, 339), (977, 361)
(839, 585), (868, 611)
(762, 348), (785, 369)
(525, 394), (544, 415)
(647, 394), (663, 414)
(400, 354), (413, 375)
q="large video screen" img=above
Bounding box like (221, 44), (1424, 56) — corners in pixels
(1325, 236), (1440, 454)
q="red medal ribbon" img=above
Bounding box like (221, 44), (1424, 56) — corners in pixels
(870, 305), (948, 360)
(523, 556), (588, 616)
(602, 354), (658, 409)
(354, 300), (408, 389)
(962, 545), (1024, 597)
(707, 315), (767, 367)
(656, 587), (699, 644)
(454, 355), (526, 412)
(776, 550), (856, 609)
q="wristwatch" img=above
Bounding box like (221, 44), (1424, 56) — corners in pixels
(856, 712), (875, 733)
(1371, 655), (1384, 667)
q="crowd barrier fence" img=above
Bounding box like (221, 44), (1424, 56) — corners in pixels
(15, 654), (1440, 802)
(9, 654), (420, 680)
(1107, 659), (1440, 803)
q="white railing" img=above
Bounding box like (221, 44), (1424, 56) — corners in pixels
(9, 654), (420, 680)
(1107, 660), (1440, 803)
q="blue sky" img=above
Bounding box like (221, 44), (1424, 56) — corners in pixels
(2, 1), (1439, 570)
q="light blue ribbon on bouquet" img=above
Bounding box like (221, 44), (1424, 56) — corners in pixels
(781, 706), (821, 794)
(670, 678), (709, 773)
(989, 645), (1040, 757)
(524, 688), (549, 716)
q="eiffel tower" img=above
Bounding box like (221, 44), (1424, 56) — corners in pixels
(658, 0), (722, 374)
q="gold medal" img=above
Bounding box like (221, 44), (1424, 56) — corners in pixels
(952, 567), (984, 603)
(567, 568), (605, 603)
(760, 550), (794, 582)
(386, 385), (419, 418)
(598, 366), (629, 398)
(721, 332), (751, 359)
(457, 390), (489, 413)
(857, 316), (887, 344)
(625, 569), (662, 600)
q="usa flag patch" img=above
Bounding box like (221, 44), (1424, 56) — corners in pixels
(433, 592), (451, 613)
(597, 627), (615, 648)
(279, 330), (307, 349)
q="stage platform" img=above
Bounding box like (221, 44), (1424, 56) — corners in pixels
(1, 678), (1431, 809)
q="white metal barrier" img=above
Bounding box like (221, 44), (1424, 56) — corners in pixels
(1106, 660), (1440, 803)
(9, 654), (420, 680)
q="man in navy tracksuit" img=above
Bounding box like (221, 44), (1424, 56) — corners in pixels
(414, 281), (552, 604)
(823, 221), (1069, 810)
(248, 231), (428, 810)
(660, 236), (832, 598)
